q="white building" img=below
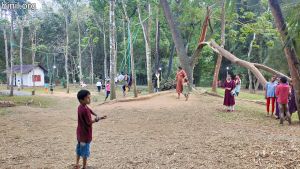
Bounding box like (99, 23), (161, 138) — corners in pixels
(5, 65), (48, 87)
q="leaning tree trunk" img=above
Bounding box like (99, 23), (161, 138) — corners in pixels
(212, 0), (226, 93)
(269, 0), (300, 120)
(109, 0), (117, 100)
(64, 13), (70, 93)
(19, 19), (24, 89)
(160, 0), (193, 82)
(2, 13), (9, 90)
(248, 33), (256, 93)
(138, 4), (152, 94)
(9, 14), (14, 96)
(208, 40), (267, 86)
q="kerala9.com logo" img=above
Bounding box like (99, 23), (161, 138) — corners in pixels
(1, 2), (37, 10)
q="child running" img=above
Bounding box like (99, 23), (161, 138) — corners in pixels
(182, 78), (190, 101)
(276, 77), (291, 125)
(75, 90), (107, 169)
(105, 80), (111, 101)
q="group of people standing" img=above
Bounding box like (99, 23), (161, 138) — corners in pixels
(223, 74), (241, 112)
(265, 75), (297, 125)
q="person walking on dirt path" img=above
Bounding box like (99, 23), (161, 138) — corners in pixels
(176, 66), (187, 99)
(275, 77), (291, 125)
(75, 90), (107, 169)
(96, 80), (102, 93)
(265, 75), (278, 117)
(105, 80), (111, 101)
(223, 75), (236, 112)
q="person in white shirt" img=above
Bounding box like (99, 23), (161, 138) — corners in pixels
(17, 80), (21, 91)
(96, 80), (102, 92)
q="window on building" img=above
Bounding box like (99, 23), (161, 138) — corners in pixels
(32, 75), (41, 82)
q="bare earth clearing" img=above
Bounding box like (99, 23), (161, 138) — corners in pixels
(1, 91), (300, 169)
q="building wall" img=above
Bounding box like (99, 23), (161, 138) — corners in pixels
(11, 67), (45, 87)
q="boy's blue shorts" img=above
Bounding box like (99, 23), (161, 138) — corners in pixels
(76, 142), (91, 158)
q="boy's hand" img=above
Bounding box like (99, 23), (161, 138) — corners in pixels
(95, 116), (100, 122)
(101, 115), (107, 120)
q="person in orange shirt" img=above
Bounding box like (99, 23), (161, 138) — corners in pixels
(275, 76), (291, 125)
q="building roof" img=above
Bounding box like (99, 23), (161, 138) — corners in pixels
(4, 64), (48, 74)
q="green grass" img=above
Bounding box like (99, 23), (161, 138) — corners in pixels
(204, 87), (265, 101)
(0, 95), (56, 108)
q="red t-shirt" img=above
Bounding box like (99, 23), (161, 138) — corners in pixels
(77, 104), (93, 142)
(276, 84), (290, 104)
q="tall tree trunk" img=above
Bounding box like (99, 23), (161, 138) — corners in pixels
(269, 0), (300, 120)
(155, 6), (160, 71)
(9, 14), (14, 96)
(31, 29), (36, 95)
(167, 43), (175, 78)
(160, 0), (193, 83)
(64, 13), (70, 93)
(2, 12), (9, 89)
(248, 33), (256, 93)
(137, 3), (152, 94)
(19, 19), (24, 89)
(123, 18), (127, 71)
(212, 0), (226, 93)
(128, 21), (137, 97)
(76, 5), (83, 83)
(90, 43), (94, 85)
(103, 24), (108, 83)
(109, 0), (117, 100)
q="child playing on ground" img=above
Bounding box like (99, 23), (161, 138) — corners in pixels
(75, 90), (107, 169)
(105, 80), (111, 101)
(182, 78), (190, 101)
(275, 76), (291, 125)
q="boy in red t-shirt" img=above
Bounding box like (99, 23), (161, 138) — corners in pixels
(275, 77), (291, 125)
(75, 90), (107, 169)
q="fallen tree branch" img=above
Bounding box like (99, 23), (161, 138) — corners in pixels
(253, 63), (291, 81)
(208, 40), (268, 86)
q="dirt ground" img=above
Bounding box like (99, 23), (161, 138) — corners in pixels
(1, 91), (300, 169)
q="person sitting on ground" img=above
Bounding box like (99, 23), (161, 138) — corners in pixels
(265, 75), (277, 117)
(96, 80), (102, 92)
(223, 75), (236, 112)
(275, 76), (291, 125)
(75, 90), (107, 169)
(182, 78), (190, 101)
(105, 80), (111, 101)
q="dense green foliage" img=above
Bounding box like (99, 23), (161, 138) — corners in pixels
(0, 0), (299, 87)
